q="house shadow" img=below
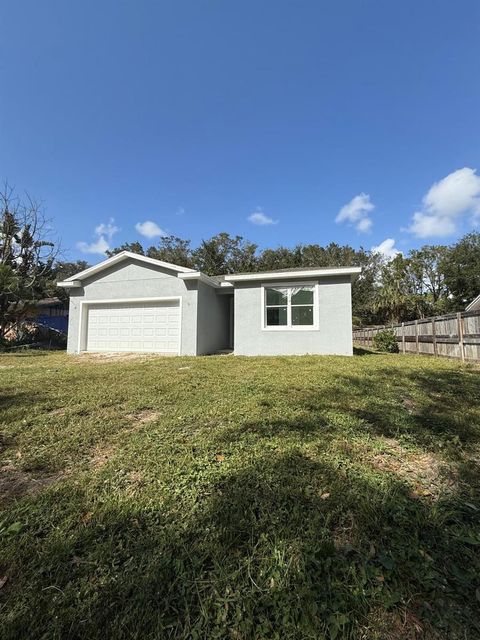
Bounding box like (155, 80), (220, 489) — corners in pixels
(2, 366), (479, 639)
(353, 346), (378, 356)
(3, 446), (479, 637)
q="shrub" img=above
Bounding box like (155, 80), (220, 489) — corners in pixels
(373, 328), (399, 353)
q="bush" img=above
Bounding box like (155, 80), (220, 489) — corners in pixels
(373, 328), (399, 353)
(351, 315), (362, 328)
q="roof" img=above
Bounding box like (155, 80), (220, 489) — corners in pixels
(466, 293), (480, 312)
(36, 298), (65, 307)
(222, 266), (362, 282)
(57, 251), (195, 287)
(57, 251), (361, 289)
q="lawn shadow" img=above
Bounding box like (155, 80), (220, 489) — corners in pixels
(2, 449), (478, 639)
(1, 362), (479, 639)
(353, 346), (379, 356)
(336, 366), (480, 452)
(0, 350), (51, 358)
(215, 366), (480, 456)
(0, 392), (45, 412)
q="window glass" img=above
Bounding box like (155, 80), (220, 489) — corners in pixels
(292, 306), (314, 325)
(266, 306), (288, 326)
(291, 286), (314, 305)
(266, 287), (288, 305)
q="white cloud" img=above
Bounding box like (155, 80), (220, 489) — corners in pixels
(357, 217), (373, 233)
(248, 210), (278, 226)
(94, 218), (119, 240)
(335, 193), (374, 233)
(408, 212), (456, 238)
(408, 167), (480, 238)
(371, 238), (401, 261)
(77, 217), (119, 255)
(135, 220), (167, 238)
(77, 237), (110, 255)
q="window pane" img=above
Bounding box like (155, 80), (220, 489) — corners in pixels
(266, 306), (287, 326)
(292, 305), (314, 326)
(291, 286), (314, 305)
(266, 287), (288, 305)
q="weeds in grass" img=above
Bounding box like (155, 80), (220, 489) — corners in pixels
(0, 351), (479, 639)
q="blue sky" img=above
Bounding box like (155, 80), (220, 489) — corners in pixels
(1, 1), (479, 261)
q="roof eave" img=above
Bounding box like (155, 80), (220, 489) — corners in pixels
(223, 267), (362, 282)
(63, 251), (195, 283)
(178, 271), (222, 287)
(466, 294), (480, 312)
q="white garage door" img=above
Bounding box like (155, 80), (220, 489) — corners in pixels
(86, 300), (180, 353)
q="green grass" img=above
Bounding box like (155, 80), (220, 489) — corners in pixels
(0, 350), (479, 640)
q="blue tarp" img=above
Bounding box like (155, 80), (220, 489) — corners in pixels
(36, 315), (68, 333)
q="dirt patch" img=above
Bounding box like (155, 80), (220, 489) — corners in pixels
(0, 464), (63, 504)
(75, 353), (174, 363)
(371, 438), (456, 498)
(125, 410), (160, 425)
(127, 470), (145, 483)
(369, 608), (445, 639)
(332, 517), (358, 553)
(89, 444), (117, 469)
(48, 407), (68, 417)
(402, 396), (417, 415)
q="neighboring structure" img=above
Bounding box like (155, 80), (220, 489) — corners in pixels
(466, 293), (480, 312)
(58, 251), (360, 356)
(30, 298), (69, 333)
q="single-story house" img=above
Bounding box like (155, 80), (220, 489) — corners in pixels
(466, 293), (480, 312)
(58, 251), (361, 356)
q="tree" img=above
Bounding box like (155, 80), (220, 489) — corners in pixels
(52, 260), (90, 303)
(106, 242), (145, 257)
(192, 233), (258, 275)
(256, 246), (300, 271)
(53, 260), (89, 281)
(351, 249), (383, 325)
(0, 184), (57, 339)
(146, 236), (194, 268)
(408, 245), (449, 306)
(373, 254), (417, 324)
(442, 232), (480, 308)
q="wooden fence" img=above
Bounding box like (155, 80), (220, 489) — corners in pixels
(353, 310), (480, 361)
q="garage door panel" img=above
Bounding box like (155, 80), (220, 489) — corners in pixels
(86, 301), (180, 353)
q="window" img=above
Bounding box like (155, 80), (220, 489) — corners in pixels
(264, 285), (316, 329)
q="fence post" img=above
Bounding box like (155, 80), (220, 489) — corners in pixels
(401, 322), (405, 354)
(457, 312), (465, 362)
(431, 317), (437, 357)
(415, 320), (419, 354)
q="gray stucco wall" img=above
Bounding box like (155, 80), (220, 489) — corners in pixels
(233, 276), (354, 356)
(196, 282), (231, 355)
(66, 259), (199, 355)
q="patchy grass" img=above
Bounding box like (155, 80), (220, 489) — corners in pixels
(0, 350), (479, 639)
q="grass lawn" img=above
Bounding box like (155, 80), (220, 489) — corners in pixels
(0, 350), (479, 639)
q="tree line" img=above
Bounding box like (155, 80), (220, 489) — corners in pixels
(1, 184), (479, 338)
(104, 231), (480, 325)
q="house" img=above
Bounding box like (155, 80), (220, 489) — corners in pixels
(58, 251), (361, 356)
(466, 293), (480, 312)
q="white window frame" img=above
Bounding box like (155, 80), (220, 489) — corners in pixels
(261, 282), (319, 331)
